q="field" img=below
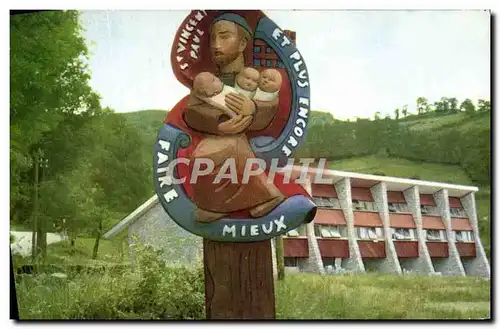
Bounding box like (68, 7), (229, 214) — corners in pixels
(399, 112), (489, 133)
(14, 265), (490, 320)
(329, 155), (474, 185)
(276, 273), (490, 319)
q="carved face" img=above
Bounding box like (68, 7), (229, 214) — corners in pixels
(210, 20), (247, 67)
(235, 67), (260, 91)
(193, 72), (224, 97)
(259, 69), (282, 93)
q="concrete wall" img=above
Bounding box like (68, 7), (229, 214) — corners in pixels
(403, 186), (435, 275)
(334, 178), (364, 272)
(460, 192), (490, 278)
(434, 189), (466, 276)
(128, 203), (203, 266)
(371, 182), (402, 274)
(300, 178), (324, 273)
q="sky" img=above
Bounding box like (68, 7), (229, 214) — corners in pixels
(79, 10), (490, 120)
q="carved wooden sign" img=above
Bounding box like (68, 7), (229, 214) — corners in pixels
(154, 10), (316, 243)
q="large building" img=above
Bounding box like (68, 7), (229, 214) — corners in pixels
(103, 167), (490, 278)
(271, 166), (490, 277)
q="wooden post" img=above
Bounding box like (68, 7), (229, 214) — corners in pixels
(275, 235), (285, 280)
(36, 154), (47, 259)
(203, 239), (275, 319)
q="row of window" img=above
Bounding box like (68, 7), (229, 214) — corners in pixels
(315, 225), (345, 238)
(425, 229), (446, 241)
(421, 205), (439, 216)
(253, 45), (273, 54)
(313, 197), (341, 209)
(352, 200), (377, 212)
(392, 228), (416, 240)
(313, 197), (466, 217)
(455, 230), (474, 242)
(286, 225), (306, 237)
(388, 202), (410, 213)
(253, 58), (286, 68)
(450, 207), (467, 217)
(288, 224), (474, 243)
(358, 227), (384, 240)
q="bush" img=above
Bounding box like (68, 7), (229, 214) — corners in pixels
(15, 243), (205, 319)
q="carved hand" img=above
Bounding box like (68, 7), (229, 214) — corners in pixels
(218, 114), (253, 135)
(225, 92), (256, 116)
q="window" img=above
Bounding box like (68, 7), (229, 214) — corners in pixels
(276, 60), (285, 68)
(421, 205), (439, 216)
(253, 46), (261, 53)
(388, 202), (410, 213)
(284, 257), (298, 267)
(266, 46), (272, 53)
(450, 208), (467, 217)
(455, 231), (474, 242)
(352, 200), (377, 212)
(266, 59), (272, 67)
(357, 227), (384, 240)
(313, 197), (340, 209)
(322, 257), (335, 267)
(314, 225), (321, 237)
(253, 58), (260, 67)
(425, 229), (446, 241)
(388, 203), (397, 213)
(286, 225), (306, 237)
(392, 228), (415, 240)
(316, 225), (344, 238)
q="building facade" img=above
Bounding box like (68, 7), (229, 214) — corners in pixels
(274, 167), (490, 277)
(104, 167), (490, 278)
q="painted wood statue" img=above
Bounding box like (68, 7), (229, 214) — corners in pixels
(154, 10), (315, 242)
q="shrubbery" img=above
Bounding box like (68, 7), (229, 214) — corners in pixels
(15, 244), (205, 319)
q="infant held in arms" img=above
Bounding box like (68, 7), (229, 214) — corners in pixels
(192, 67), (283, 118)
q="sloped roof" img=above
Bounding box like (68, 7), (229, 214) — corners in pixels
(103, 194), (159, 239)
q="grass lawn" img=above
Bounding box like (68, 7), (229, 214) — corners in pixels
(14, 269), (490, 320)
(275, 273), (490, 319)
(329, 155), (474, 185)
(12, 237), (129, 268)
(48, 237), (129, 265)
(404, 113), (469, 132)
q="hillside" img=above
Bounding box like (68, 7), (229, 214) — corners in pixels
(122, 109), (167, 146)
(399, 111), (490, 133)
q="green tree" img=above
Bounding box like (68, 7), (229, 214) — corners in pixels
(402, 105), (408, 118)
(11, 11), (102, 258)
(477, 99), (491, 112)
(434, 99), (446, 113)
(10, 10), (99, 220)
(448, 97), (459, 113)
(416, 97), (428, 115)
(394, 108), (400, 120)
(460, 98), (476, 115)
